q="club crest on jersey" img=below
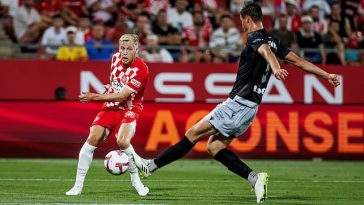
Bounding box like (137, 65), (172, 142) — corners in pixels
(125, 111), (135, 118)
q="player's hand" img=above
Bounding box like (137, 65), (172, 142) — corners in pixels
(79, 92), (97, 103)
(273, 69), (288, 80)
(327, 74), (340, 87)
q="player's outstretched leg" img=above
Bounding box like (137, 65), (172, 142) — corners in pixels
(123, 144), (151, 178)
(123, 145), (149, 196)
(207, 135), (268, 203)
(142, 136), (195, 177)
(66, 142), (96, 195)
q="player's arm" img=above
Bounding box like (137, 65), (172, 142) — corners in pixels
(257, 44), (288, 80)
(284, 51), (340, 87)
(79, 86), (134, 103)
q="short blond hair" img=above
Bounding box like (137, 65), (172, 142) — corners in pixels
(119, 34), (139, 47)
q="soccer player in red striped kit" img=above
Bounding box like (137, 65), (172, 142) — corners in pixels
(66, 34), (150, 196)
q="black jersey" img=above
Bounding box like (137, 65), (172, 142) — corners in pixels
(229, 29), (290, 104)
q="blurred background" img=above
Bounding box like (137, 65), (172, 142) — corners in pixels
(0, 0), (363, 160)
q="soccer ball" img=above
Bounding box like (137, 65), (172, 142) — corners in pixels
(104, 150), (129, 175)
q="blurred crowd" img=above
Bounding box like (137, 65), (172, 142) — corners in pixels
(1, 0), (364, 65)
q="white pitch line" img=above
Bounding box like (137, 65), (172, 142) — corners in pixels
(0, 178), (363, 183)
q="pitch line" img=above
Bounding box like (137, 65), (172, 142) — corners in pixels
(0, 178), (363, 183)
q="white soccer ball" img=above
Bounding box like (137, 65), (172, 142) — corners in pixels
(104, 150), (129, 175)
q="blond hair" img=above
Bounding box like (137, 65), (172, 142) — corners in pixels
(119, 34), (139, 48)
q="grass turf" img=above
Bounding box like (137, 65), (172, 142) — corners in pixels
(0, 159), (363, 205)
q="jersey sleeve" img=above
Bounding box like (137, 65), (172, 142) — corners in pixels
(247, 32), (267, 52)
(125, 61), (149, 93)
(275, 37), (291, 59)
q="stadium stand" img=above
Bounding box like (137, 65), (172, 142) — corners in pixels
(0, 0), (364, 65)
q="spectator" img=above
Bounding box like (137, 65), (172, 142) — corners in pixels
(328, 1), (352, 39)
(57, 26), (88, 61)
(180, 10), (212, 62)
(167, 0), (193, 32)
(86, 0), (118, 25)
(303, 0), (331, 20)
(209, 14), (242, 63)
(341, 0), (359, 31)
(143, 0), (171, 16)
(40, 14), (67, 59)
(76, 16), (92, 45)
(152, 9), (181, 61)
(308, 5), (327, 34)
(13, 0), (46, 44)
(141, 34), (173, 63)
(0, 0), (17, 42)
(271, 12), (298, 51)
(274, 0), (301, 33)
(35, 0), (62, 26)
(129, 12), (152, 46)
(296, 15), (326, 64)
(85, 23), (115, 61)
(61, 0), (89, 26)
(118, 0), (144, 23)
(105, 16), (129, 44)
(230, 0), (244, 14)
(323, 20), (346, 65)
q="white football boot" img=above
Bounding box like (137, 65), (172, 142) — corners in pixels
(129, 157), (149, 196)
(133, 154), (151, 178)
(65, 185), (83, 195)
(254, 172), (269, 203)
(131, 176), (149, 196)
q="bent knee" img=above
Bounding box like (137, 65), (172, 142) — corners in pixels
(116, 138), (130, 150)
(87, 133), (102, 147)
(207, 143), (225, 157)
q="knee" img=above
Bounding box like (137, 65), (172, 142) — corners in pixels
(87, 133), (101, 147)
(185, 127), (200, 143)
(207, 142), (225, 157)
(116, 137), (130, 150)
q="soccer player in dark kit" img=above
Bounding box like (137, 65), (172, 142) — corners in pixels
(134, 3), (341, 203)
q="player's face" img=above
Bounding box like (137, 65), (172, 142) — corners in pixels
(240, 16), (249, 32)
(119, 41), (137, 66)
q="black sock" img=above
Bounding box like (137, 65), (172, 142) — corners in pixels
(154, 136), (194, 169)
(214, 148), (253, 179)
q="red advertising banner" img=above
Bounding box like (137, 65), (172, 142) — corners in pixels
(0, 60), (363, 104)
(0, 102), (363, 159)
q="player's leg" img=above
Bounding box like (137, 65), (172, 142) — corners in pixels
(146, 117), (219, 174)
(116, 121), (149, 196)
(207, 135), (268, 203)
(207, 135), (258, 187)
(66, 125), (107, 195)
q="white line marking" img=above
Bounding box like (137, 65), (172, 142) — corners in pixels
(0, 178), (363, 183)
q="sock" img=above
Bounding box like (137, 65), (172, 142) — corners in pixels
(148, 160), (158, 172)
(122, 145), (137, 173)
(153, 136), (194, 170)
(214, 148), (254, 185)
(248, 171), (258, 187)
(75, 142), (96, 187)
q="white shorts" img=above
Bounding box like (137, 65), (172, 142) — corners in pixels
(205, 96), (258, 137)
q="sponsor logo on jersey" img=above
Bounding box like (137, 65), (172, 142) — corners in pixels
(253, 85), (266, 95)
(131, 79), (141, 87)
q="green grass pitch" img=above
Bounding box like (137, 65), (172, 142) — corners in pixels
(0, 159), (363, 205)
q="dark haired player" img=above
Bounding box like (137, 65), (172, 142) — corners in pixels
(135, 3), (340, 203)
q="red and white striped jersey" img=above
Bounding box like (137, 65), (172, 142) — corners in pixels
(102, 53), (149, 111)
